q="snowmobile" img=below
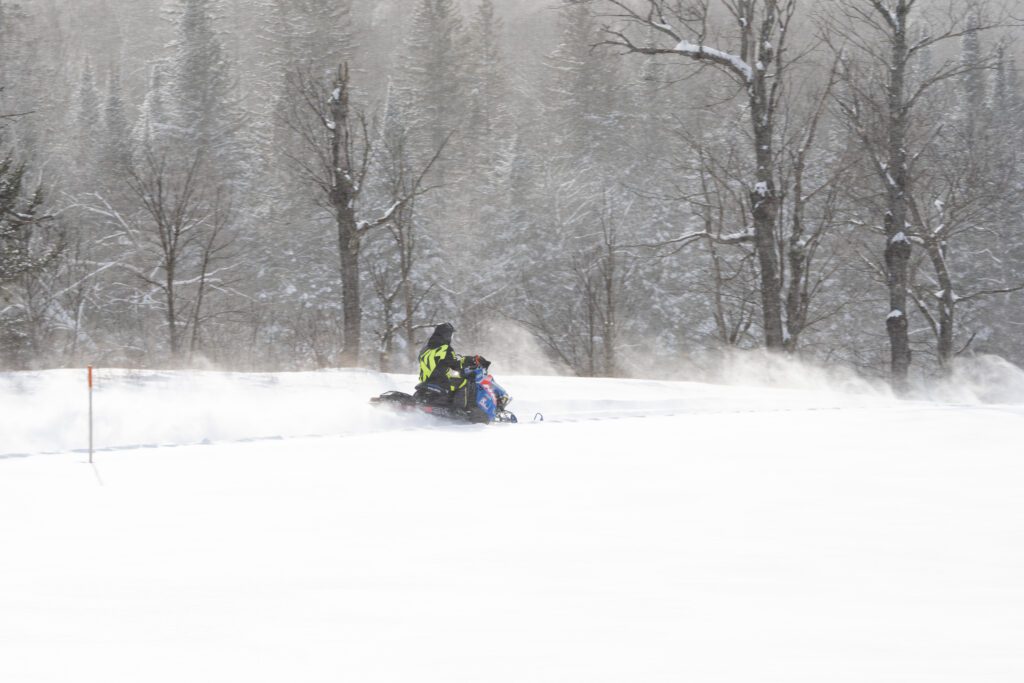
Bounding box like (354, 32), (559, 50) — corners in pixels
(370, 358), (518, 424)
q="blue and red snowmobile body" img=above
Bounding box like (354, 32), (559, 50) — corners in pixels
(461, 365), (510, 422)
(370, 369), (517, 424)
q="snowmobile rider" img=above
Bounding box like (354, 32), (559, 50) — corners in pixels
(413, 322), (513, 421)
(414, 322), (467, 406)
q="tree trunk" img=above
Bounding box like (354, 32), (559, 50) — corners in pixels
(784, 219), (808, 352)
(165, 265), (179, 360)
(329, 64), (362, 368)
(884, 4), (913, 391)
(925, 238), (956, 372)
(603, 241), (616, 377)
(338, 223), (361, 367)
(750, 107), (785, 350)
(589, 0), (792, 352)
(380, 298), (395, 372)
(885, 213), (912, 388)
(401, 222), (416, 360)
(188, 233), (216, 361)
(747, 8), (786, 351)
(783, 112), (826, 352)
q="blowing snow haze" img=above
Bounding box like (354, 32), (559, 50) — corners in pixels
(1, 0), (1023, 393)
(3, 2), (1024, 680)
(3, 368), (1024, 681)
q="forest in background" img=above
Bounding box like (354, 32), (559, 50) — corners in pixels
(1, 0), (1023, 391)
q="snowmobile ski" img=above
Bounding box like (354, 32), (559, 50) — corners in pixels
(370, 391), (519, 424)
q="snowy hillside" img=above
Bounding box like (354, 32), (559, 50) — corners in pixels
(2, 369), (1023, 682)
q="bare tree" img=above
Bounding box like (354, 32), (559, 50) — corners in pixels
(513, 186), (635, 377)
(186, 191), (238, 360)
(86, 149), (239, 362)
(577, 0), (802, 350)
(671, 128), (760, 348)
(827, 0), (1013, 388)
(625, 59), (846, 356)
(570, 207), (626, 377)
(281, 63), (447, 367)
(903, 115), (1024, 371)
(366, 93), (442, 372)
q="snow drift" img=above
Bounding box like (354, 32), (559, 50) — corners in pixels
(1, 369), (1022, 683)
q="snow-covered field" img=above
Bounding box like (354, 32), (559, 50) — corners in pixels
(2, 368), (1023, 682)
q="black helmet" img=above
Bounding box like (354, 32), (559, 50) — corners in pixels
(427, 322), (455, 347)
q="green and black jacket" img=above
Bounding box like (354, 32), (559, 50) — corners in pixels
(417, 323), (466, 393)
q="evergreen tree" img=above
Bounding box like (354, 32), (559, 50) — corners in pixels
(69, 0), (122, 70)
(396, 0), (467, 166)
(461, 0), (515, 251)
(466, 0), (508, 147)
(0, 155), (49, 285)
(961, 9), (985, 142)
(102, 65), (132, 177)
(544, 2), (626, 165)
(72, 59), (102, 183)
(501, 3), (636, 375)
(0, 149), (60, 367)
(0, 1), (51, 157)
(75, 61), (101, 132)
(165, 0), (245, 171)
(112, 0), (168, 101)
(132, 63), (170, 152)
(274, 0), (354, 73)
